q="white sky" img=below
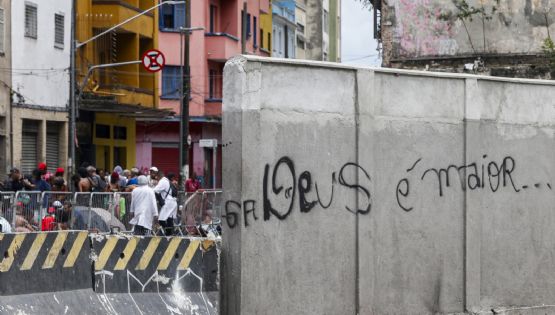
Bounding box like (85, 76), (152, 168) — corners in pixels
(341, 0), (381, 66)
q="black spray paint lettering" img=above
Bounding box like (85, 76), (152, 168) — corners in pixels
(396, 155), (550, 212)
(225, 156), (372, 229)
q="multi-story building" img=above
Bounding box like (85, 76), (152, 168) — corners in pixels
(295, 0), (307, 59)
(0, 0), (9, 178)
(75, 0), (165, 170)
(135, 0), (271, 188)
(375, 0), (555, 78)
(272, 0), (295, 58)
(12, 0), (71, 175)
(301, 0), (341, 62)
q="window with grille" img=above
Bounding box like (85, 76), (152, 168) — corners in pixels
(54, 13), (64, 49)
(159, 1), (186, 31)
(161, 66), (181, 99)
(0, 8), (5, 53)
(25, 3), (38, 39)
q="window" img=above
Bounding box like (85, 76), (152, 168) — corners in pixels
(209, 5), (216, 33)
(297, 23), (304, 34)
(268, 32), (271, 51)
(95, 124), (110, 139)
(159, 1), (185, 30)
(253, 16), (257, 48)
(161, 66), (181, 99)
(113, 126), (127, 140)
(209, 69), (216, 99)
(297, 38), (305, 50)
(272, 29), (275, 52)
(25, 2), (38, 39)
(54, 13), (64, 49)
(323, 10), (329, 33)
(260, 30), (264, 49)
(247, 14), (251, 37)
(0, 8), (5, 53)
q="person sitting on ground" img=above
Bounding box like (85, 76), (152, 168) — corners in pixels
(41, 201), (61, 231)
(129, 175), (158, 236)
(15, 202), (35, 232)
(57, 201), (73, 230)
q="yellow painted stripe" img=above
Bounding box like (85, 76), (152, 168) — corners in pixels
(114, 237), (139, 270)
(157, 238), (182, 270)
(94, 236), (119, 271)
(178, 240), (200, 270)
(42, 232), (68, 269)
(20, 233), (47, 270)
(0, 234), (26, 272)
(63, 232), (88, 268)
(135, 237), (161, 270)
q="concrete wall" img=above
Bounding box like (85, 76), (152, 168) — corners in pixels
(222, 56), (555, 314)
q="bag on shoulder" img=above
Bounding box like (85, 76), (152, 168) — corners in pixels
(155, 192), (165, 210)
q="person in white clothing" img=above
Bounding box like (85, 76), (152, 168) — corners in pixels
(129, 175), (158, 235)
(153, 170), (177, 235)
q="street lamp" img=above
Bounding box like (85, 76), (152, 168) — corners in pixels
(69, 0), (186, 183)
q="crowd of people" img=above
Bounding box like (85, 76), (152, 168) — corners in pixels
(0, 162), (214, 236)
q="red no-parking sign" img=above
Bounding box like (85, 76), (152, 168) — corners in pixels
(142, 49), (165, 73)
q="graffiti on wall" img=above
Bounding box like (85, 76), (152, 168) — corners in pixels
(223, 156), (372, 229)
(224, 154), (552, 228)
(396, 155), (552, 212)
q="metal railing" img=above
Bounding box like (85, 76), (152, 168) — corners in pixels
(0, 189), (223, 235)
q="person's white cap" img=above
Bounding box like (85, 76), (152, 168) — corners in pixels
(149, 166), (158, 172)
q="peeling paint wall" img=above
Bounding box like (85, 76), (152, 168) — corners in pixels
(380, 0), (555, 77)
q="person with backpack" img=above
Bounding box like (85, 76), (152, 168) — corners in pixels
(87, 166), (107, 192)
(153, 169), (177, 235)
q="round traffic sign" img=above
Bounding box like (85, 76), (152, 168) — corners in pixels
(142, 49), (165, 73)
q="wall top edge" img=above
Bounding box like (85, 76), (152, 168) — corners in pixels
(235, 55), (555, 87)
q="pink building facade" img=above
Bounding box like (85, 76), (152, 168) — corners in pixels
(136, 0), (270, 188)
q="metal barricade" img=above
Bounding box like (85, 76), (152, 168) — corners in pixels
(116, 192), (132, 231)
(89, 192), (115, 233)
(176, 190), (222, 237)
(12, 191), (43, 233)
(0, 192), (15, 233)
(40, 192), (74, 231)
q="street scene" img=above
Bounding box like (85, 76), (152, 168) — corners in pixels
(0, 0), (554, 314)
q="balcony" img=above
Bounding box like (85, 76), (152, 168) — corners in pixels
(92, 0), (154, 38)
(204, 99), (222, 117)
(205, 33), (240, 62)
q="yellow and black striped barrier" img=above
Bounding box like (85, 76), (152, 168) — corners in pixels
(90, 235), (219, 293)
(0, 231), (92, 295)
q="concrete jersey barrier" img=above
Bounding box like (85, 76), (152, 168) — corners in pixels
(0, 231), (220, 314)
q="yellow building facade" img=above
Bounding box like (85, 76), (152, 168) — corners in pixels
(75, 0), (160, 169)
(260, 1), (273, 54)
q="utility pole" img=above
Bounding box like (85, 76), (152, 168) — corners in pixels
(179, 0), (191, 191)
(69, 0), (76, 185)
(242, 2), (247, 54)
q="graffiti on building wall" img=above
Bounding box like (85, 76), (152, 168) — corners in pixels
(393, 0), (458, 57)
